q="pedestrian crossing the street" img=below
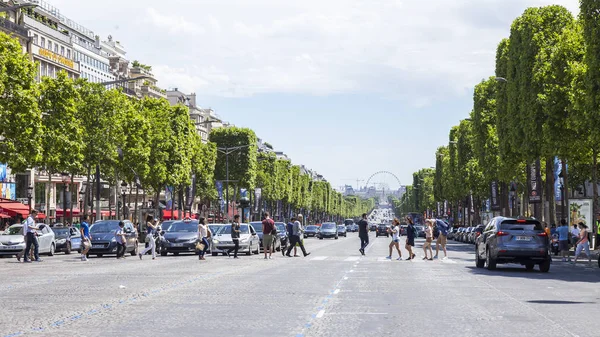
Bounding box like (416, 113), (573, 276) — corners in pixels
(308, 255), (463, 264)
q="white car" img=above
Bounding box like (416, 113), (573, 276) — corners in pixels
(211, 223), (260, 256)
(0, 223), (57, 256)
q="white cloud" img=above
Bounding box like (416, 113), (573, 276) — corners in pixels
(144, 8), (205, 35)
(52, 0), (581, 106)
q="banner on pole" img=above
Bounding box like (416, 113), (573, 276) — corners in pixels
(254, 188), (262, 213)
(529, 161), (542, 203)
(490, 181), (501, 211)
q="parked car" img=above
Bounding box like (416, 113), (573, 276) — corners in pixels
(470, 225), (485, 244)
(400, 225), (407, 236)
(475, 217), (550, 272)
(376, 224), (389, 237)
(51, 224), (81, 254)
(89, 220), (138, 257)
(369, 223), (377, 232)
(0, 223), (57, 257)
(318, 223), (338, 239)
(250, 221), (282, 252)
(448, 227), (458, 240)
(160, 219), (200, 256)
(415, 225), (425, 238)
(304, 225), (319, 238)
(212, 223), (260, 256)
(337, 225), (347, 237)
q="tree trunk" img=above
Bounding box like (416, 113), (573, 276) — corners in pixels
(70, 174), (74, 225)
(84, 166), (90, 217)
(155, 189), (160, 220)
(592, 148), (598, 239)
(562, 160), (569, 224)
(546, 158), (556, 225)
(47, 170), (52, 224)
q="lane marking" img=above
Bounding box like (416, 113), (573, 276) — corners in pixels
(326, 312), (388, 315)
(333, 289), (340, 295)
(343, 277), (348, 280)
(344, 257), (360, 262)
(316, 310), (325, 318)
(310, 256), (328, 261)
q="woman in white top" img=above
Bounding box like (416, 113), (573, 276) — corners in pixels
(197, 217), (211, 261)
(139, 215), (157, 260)
(386, 218), (403, 260)
(422, 220), (434, 260)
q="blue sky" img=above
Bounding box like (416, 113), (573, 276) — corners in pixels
(47, 0), (579, 190)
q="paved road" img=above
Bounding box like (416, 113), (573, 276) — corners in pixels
(1, 233), (599, 337)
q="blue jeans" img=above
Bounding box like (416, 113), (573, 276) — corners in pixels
(24, 232), (39, 261)
(198, 237), (209, 256)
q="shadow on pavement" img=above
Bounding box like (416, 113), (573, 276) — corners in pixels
(465, 265), (600, 283)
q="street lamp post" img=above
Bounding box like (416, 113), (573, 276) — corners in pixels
(61, 173), (69, 225)
(120, 181), (128, 220)
(27, 185), (33, 213)
(216, 144), (252, 218)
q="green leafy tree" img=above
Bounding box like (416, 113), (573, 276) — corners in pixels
(0, 32), (41, 171)
(209, 127), (258, 193)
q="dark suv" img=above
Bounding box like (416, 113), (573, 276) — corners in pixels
(475, 217), (550, 272)
(376, 224), (389, 237)
(88, 220), (139, 257)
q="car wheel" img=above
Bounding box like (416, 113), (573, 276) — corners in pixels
(246, 245), (252, 256)
(539, 259), (551, 273)
(130, 241), (139, 256)
(486, 248), (496, 270)
(319, 237), (323, 240)
(160, 250), (168, 257)
(212, 252), (218, 256)
(525, 263), (535, 271)
(97, 254), (103, 257)
(475, 247), (485, 268)
(65, 242), (72, 255)
(48, 243), (55, 256)
(173, 252), (179, 256)
(254, 243), (260, 254)
(335, 236), (338, 240)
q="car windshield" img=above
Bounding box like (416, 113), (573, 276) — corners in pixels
(322, 223), (336, 230)
(250, 222), (263, 233)
(337, 226), (345, 229)
(275, 224), (286, 232)
(208, 225), (223, 234)
(160, 221), (175, 231)
(500, 220), (543, 231)
(167, 221), (199, 232)
(52, 228), (70, 238)
(220, 225), (250, 235)
(90, 221), (121, 233)
(3, 226), (22, 235)
(306, 226), (318, 231)
(344, 220), (354, 226)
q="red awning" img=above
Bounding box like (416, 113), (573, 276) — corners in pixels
(36, 213), (47, 220)
(0, 201), (29, 217)
(0, 213), (11, 219)
(162, 210), (180, 220)
(56, 208), (81, 217)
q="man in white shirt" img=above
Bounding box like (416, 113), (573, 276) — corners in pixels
(23, 210), (41, 263)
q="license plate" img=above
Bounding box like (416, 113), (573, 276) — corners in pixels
(172, 243), (184, 247)
(516, 236), (531, 241)
(92, 245), (104, 248)
(1, 246), (18, 250)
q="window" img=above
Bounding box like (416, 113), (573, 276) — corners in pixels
(67, 49), (71, 59)
(33, 34), (38, 45)
(41, 63), (47, 77)
(60, 46), (65, 56)
(47, 41), (52, 50)
(40, 37), (45, 48)
(54, 44), (58, 53)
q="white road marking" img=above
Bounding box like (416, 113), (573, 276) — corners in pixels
(326, 312), (388, 315)
(343, 277), (349, 280)
(344, 257), (360, 262)
(333, 289), (340, 295)
(316, 310), (326, 318)
(310, 256), (328, 261)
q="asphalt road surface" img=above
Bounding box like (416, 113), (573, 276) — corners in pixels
(2, 234), (599, 337)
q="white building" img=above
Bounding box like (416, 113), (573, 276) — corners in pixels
(167, 89), (224, 143)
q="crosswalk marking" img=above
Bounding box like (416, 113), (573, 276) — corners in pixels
(344, 257), (360, 262)
(310, 256), (328, 261)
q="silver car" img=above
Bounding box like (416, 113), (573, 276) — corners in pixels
(0, 223), (57, 256)
(211, 224), (260, 256)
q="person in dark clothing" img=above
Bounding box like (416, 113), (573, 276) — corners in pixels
(357, 213), (369, 256)
(227, 215), (241, 258)
(286, 217), (310, 257)
(405, 216), (416, 260)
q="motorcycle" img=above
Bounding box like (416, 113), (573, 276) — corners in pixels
(550, 233), (559, 256)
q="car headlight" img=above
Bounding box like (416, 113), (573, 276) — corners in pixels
(57, 239), (66, 244)
(111, 237), (116, 242)
(212, 239), (220, 244)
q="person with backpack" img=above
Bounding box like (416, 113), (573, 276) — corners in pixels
(405, 216), (416, 260)
(285, 219), (296, 257)
(434, 219), (448, 260)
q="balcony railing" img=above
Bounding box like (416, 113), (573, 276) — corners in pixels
(0, 17), (29, 37)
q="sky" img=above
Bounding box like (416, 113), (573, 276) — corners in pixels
(45, 0), (579, 191)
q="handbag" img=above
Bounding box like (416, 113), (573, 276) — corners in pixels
(195, 241), (205, 251)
